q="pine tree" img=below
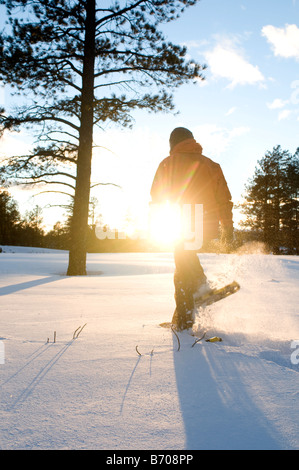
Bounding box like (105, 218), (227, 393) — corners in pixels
(281, 149), (299, 252)
(0, 0), (205, 274)
(241, 146), (299, 253)
(0, 190), (21, 244)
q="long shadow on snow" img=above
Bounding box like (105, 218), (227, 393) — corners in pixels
(7, 341), (74, 410)
(279, 258), (299, 275)
(0, 262), (174, 296)
(86, 263), (174, 277)
(0, 275), (67, 296)
(173, 335), (284, 450)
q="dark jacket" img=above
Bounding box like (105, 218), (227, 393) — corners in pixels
(150, 138), (233, 242)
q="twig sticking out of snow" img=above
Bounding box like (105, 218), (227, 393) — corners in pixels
(77, 323), (87, 338)
(73, 324), (87, 339)
(45, 333), (56, 343)
(171, 326), (180, 352)
(73, 326), (81, 339)
(135, 346), (155, 356)
(191, 332), (206, 347)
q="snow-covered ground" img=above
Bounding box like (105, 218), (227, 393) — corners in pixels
(0, 246), (298, 450)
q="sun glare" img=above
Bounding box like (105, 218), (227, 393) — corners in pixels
(149, 201), (183, 247)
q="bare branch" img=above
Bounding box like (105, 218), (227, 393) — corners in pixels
(17, 180), (76, 191)
(16, 171), (76, 181)
(90, 182), (121, 189)
(33, 190), (75, 200)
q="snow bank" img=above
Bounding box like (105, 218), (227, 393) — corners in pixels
(0, 249), (298, 449)
(0, 245), (68, 254)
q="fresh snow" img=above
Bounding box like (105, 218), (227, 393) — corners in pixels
(0, 246), (298, 450)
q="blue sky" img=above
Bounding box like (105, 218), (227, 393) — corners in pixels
(156, 0), (299, 209)
(1, 0), (299, 231)
(92, 0), (299, 231)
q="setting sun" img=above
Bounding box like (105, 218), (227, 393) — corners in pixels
(149, 201), (183, 247)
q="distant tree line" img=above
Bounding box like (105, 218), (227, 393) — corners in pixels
(0, 191), (46, 247)
(0, 0), (205, 274)
(240, 145), (299, 254)
(1, 144), (298, 254)
(0, 190), (149, 252)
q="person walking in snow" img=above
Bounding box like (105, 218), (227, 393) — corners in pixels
(151, 127), (233, 330)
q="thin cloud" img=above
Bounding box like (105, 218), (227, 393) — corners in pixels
(278, 109), (292, 121)
(193, 124), (250, 157)
(267, 98), (289, 109)
(225, 107), (237, 116)
(262, 24), (299, 61)
(204, 39), (265, 88)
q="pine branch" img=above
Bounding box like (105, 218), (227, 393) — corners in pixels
(95, 0), (147, 27)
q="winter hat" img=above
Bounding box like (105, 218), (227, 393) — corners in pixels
(169, 127), (194, 150)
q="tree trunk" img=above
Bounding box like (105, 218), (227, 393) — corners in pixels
(67, 0), (96, 275)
